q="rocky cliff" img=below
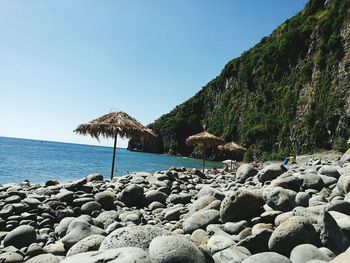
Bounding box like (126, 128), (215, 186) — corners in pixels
(129, 0), (350, 161)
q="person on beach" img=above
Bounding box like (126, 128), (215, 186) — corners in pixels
(223, 164), (229, 172)
(212, 167), (218, 175)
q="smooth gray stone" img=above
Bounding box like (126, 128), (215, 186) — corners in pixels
(94, 191), (115, 210)
(268, 216), (319, 256)
(61, 247), (150, 263)
(290, 244), (329, 263)
(213, 246), (249, 263)
(242, 252), (291, 263)
(263, 186), (297, 212)
(149, 235), (206, 263)
(86, 173), (103, 182)
(318, 165), (340, 178)
(236, 164), (258, 183)
(189, 195), (217, 214)
(207, 235), (235, 254)
(0, 252), (24, 263)
(197, 185), (225, 200)
(25, 254), (60, 263)
(60, 219), (105, 248)
(299, 173), (324, 190)
(81, 201), (102, 215)
(318, 210), (350, 254)
(66, 234), (105, 257)
(183, 209), (219, 233)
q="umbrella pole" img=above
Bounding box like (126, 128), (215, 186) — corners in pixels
(111, 135), (118, 180)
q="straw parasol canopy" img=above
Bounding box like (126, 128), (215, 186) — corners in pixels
(74, 111), (157, 179)
(186, 131), (224, 173)
(218, 141), (246, 152)
(186, 132), (224, 148)
(218, 142), (246, 171)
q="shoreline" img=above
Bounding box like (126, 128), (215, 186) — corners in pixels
(0, 152), (349, 262)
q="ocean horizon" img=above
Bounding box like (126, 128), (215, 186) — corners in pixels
(0, 136), (223, 184)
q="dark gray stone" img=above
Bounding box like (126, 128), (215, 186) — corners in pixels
(258, 164), (287, 183)
(4, 225), (37, 249)
(236, 164), (258, 183)
(220, 190), (264, 222)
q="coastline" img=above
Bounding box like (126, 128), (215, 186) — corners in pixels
(0, 152), (349, 262)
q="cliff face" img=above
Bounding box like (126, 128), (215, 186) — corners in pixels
(129, 0), (350, 161)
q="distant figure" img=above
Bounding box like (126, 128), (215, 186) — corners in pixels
(223, 164), (229, 173)
(283, 157), (289, 165)
(252, 160), (259, 168)
(212, 167), (218, 175)
(289, 155), (296, 164)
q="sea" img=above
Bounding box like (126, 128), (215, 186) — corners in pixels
(0, 136), (223, 184)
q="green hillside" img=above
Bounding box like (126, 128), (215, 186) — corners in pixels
(129, 0), (350, 161)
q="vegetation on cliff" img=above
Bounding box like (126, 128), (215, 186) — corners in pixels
(129, 0), (350, 161)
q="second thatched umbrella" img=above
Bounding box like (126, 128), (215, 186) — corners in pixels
(186, 131), (224, 173)
(218, 141), (247, 171)
(74, 111), (156, 179)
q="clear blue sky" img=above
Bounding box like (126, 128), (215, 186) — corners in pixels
(0, 0), (308, 148)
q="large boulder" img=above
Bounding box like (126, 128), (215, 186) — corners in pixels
(263, 187), (297, 212)
(3, 225), (37, 248)
(183, 209), (219, 233)
(242, 252), (291, 263)
(99, 225), (171, 250)
(220, 190), (264, 222)
(61, 248), (150, 263)
(268, 216), (319, 256)
(149, 235), (206, 263)
(258, 164), (287, 183)
(236, 164), (258, 183)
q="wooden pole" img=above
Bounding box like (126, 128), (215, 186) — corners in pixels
(111, 135), (117, 180)
(202, 158), (205, 174)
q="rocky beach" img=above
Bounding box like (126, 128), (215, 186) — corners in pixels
(1, 152), (350, 262)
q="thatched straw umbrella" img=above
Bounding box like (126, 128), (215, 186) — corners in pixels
(74, 111), (156, 179)
(186, 131), (224, 173)
(218, 141), (246, 170)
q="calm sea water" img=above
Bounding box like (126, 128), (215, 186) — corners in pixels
(0, 136), (223, 184)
